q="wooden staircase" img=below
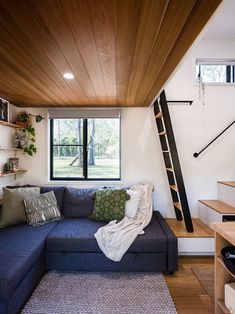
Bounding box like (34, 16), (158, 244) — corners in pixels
(199, 181), (235, 227)
(154, 90), (194, 232)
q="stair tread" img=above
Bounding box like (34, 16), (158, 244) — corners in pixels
(170, 185), (178, 192)
(199, 199), (235, 214)
(218, 181), (235, 188)
(155, 112), (163, 119)
(165, 218), (214, 238)
(159, 131), (167, 136)
(173, 202), (182, 211)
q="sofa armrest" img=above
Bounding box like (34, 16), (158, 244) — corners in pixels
(153, 211), (178, 272)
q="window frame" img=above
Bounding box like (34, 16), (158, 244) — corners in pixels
(196, 59), (235, 84)
(49, 118), (121, 181)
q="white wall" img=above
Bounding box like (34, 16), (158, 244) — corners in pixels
(18, 107), (174, 217)
(2, 38), (235, 218)
(165, 38), (235, 216)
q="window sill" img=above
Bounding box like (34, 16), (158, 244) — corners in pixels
(46, 180), (123, 186)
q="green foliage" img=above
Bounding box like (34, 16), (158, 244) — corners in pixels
(17, 112), (44, 157)
(22, 126), (37, 156)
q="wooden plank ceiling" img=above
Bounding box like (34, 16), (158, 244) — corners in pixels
(0, 0), (221, 107)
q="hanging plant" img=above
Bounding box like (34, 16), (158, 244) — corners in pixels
(15, 111), (44, 156)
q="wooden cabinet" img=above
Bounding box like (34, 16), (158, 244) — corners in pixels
(213, 222), (235, 314)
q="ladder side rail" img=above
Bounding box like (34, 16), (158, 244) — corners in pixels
(159, 91), (194, 232)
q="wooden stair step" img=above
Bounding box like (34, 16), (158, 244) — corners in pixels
(218, 181), (235, 188)
(174, 202), (182, 211)
(199, 199), (235, 214)
(159, 131), (167, 136)
(170, 184), (178, 192)
(165, 218), (214, 238)
(155, 112), (163, 119)
(166, 168), (174, 172)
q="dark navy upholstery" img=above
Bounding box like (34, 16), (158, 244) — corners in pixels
(0, 222), (57, 313)
(47, 215), (167, 253)
(40, 186), (65, 210)
(63, 187), (98, 217)
(0, 185), (178, 314)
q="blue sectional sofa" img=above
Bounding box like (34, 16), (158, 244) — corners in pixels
(0, 186), (178, 314)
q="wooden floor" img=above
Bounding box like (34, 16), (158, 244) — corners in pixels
(165, 218), (214, 238)
(164, 256), (214, 314)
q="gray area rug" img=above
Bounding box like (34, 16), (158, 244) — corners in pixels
(192, 267), (214, 301)
(22, 272), (177, 314)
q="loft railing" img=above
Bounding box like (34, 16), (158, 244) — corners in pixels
(193, 120), (235, 158)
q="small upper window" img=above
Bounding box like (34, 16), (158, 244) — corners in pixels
(196, 59), (235, 83)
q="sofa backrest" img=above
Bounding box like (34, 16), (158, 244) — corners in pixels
(63, 187), (98, 218)
(40, 186), (65, 210)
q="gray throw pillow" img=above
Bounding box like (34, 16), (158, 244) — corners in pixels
(24, 191), (62, 226)
(0, 187), (40, 228)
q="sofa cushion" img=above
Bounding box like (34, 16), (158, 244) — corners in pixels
(46, 215), (167, 253)
(63, 187), (98, 218)
(40, 186), (65, 210)
(24, 191), (63, 226)
(90, 189), (130, 222)
(0, 222), (57, 299)
(0, 187), (40, 228)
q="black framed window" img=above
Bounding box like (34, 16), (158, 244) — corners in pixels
(196, 59), (235, 83)
(50, 118), (120, 180)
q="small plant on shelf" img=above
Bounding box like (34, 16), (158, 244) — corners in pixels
(15, 112), (44, 156)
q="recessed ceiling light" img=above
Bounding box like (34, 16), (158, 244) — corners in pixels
(63, 72), (74, 79)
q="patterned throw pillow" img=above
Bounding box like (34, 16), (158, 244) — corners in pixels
(90, 189), (130, 222)
(24, 191), (63, 226)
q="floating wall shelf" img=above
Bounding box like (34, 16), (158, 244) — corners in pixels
(0, 170), (27, 177)
(0, 121), (22, 129)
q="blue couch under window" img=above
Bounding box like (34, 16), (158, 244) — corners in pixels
(0, 186), (178, 314)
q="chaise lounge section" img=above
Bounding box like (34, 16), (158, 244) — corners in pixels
(0, 186), (178, 314)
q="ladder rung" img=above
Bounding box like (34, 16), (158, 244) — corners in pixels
(166, 168), (174, 172)
(159, 131), (167, 136)
(173, 202), (182, 211)
(162, 150), (169, 153)
(170, 185), (178, 192)
(155, 112), (163, 119)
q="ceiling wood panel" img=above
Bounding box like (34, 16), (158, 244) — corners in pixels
(142, 0), (223, 106)
(133, 0), (198, 106)
(0, 0), (222, 107)
(115, 0), (141, 106)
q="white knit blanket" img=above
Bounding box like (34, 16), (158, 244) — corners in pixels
(94, 183), (153, 262)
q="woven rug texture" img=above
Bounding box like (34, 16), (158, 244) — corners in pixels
(22, 271), (177, 314)
(192, 266), (214, 300)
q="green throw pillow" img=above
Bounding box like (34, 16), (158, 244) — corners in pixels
(0, 187), (40, 228)
(24, 191), (63, 226)
(90, 189), (130, 222)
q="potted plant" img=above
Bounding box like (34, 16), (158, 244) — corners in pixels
(15, 112), (44, 156)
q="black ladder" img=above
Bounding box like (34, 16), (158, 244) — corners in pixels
(154, 90), (194, 233)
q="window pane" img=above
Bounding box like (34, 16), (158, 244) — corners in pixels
(196, 65), (227, 83)
(53, 119), (83, 145)
(52, 119), (84, 178)
(87, 119), (120, 179)
(52, 145), (84, 178)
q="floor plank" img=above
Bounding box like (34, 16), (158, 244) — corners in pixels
(164, 256), (214, 314)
